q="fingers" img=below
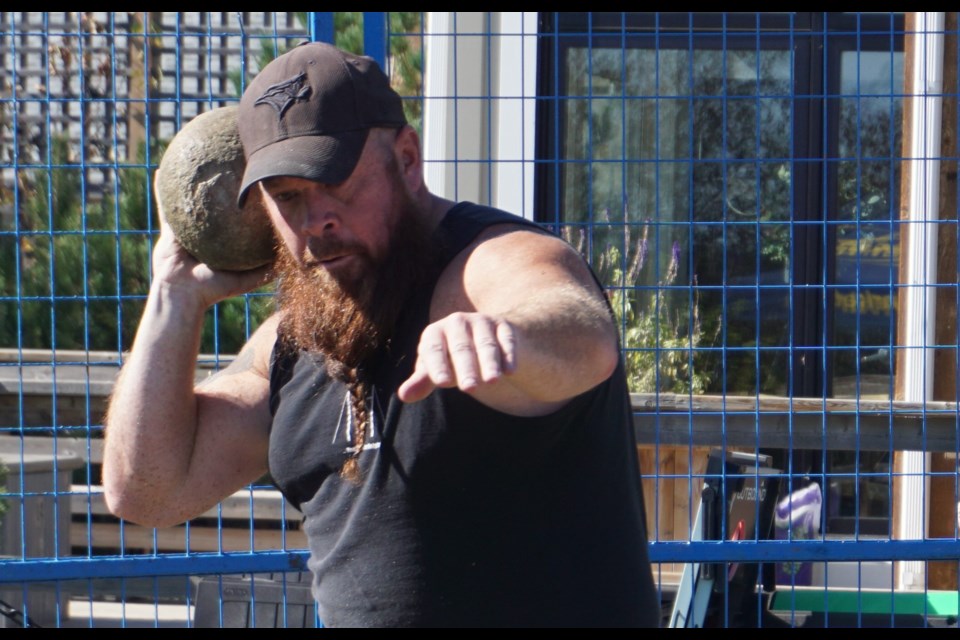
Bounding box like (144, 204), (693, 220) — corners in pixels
(227, 261), (277, 295)
(150, 230), (275, 309)
(398, 313), (517, 403)
(396, 363), (435, 404)
(496, 319), (518, 375)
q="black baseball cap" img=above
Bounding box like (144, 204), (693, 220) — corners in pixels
(236, 41), (407, 206)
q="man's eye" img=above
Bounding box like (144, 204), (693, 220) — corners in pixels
(271, 190), (298, 203)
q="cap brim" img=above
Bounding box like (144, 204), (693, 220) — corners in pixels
(237, 130), (369, 207)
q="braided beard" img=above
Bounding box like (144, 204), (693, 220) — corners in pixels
(274, 180), (437, 482)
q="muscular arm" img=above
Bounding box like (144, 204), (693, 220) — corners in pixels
(102, 228), (276, 528)
(399, 225), (619, 416)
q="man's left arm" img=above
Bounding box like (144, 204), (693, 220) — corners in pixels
(398, 226), (619, 416)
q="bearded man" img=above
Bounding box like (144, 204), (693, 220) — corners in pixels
(103, 41), (660, 628)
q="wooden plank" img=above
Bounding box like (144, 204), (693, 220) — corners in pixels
(631, 392), (960, 416)
(69, 483), (306, 557)
(671, 447), (689, 542)
(895, 12), (916, 402)
(639, 444), (688, 586)
(636, 446), (658, 540)
(7, 381), (960, 453)
(0, 348), (234, 367)
(69, 483), (305, 557)
(0, 435), (93, 463)
(0, 349), (235, 397)
(72, 521), (307, 554)
(0, 348), (129, 364)
(633, 409), (960, 452)
(676, 447), (712, 543)
(928, 10), (960, 593)
(632, 393), (960, 452)
(658, 446), (676, 542)
(928, 451), (959, 590)
(11, 356), (959, 418)
(933, 28), (959, 404)
(70, 485), (301, 523)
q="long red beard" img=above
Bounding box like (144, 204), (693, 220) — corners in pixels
(274, 196), (437, 375)
(275, 248), (381, 370)
(272, 169), (438, 484)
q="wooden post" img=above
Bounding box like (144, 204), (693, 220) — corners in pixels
(895, 12), (958, 591)
(125, 13), (161, 163)
(637, 444), (711, 584)
(928, 11), (959, 592)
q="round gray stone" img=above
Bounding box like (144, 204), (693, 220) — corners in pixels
(154, 105), (276, 271)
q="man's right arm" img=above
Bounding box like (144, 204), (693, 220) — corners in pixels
(102, 227), (276, 528)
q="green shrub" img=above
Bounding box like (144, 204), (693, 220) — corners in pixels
(567, 222), (720, 394)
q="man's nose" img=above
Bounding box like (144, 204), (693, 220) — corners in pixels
(301, 189), (341, 235)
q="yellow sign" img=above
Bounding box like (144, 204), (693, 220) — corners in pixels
(834, 291), (896, 316)
(835, 237), (899, 260)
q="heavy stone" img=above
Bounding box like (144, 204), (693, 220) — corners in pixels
(154, 105), (276, 271)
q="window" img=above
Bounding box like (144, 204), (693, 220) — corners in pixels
(536, 12), (905, 535)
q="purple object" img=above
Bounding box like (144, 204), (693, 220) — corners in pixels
(774, 482), (822, 586)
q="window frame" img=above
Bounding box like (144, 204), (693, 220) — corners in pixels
(536, 11), (904, 398)
(535, 12), (906, 537)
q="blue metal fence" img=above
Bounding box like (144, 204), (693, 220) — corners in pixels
(0, 11), (958, 628)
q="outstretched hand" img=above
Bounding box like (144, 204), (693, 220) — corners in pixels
(398, 312), (518, 403)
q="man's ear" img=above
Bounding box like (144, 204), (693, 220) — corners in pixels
(394, 125), (423, 192)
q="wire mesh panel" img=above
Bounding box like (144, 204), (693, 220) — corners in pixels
(536, 11), (960, 628)
(0, 11), (313, 628)
(0, 10), (435, 629)
(0, 11), (958, 629)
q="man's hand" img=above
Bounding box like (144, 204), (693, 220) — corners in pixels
(397, 312), (518, 403)
(152, 220), (274, 309)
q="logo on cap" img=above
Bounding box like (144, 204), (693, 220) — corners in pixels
(254, 72), (312, 120)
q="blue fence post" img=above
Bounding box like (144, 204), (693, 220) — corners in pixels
(308, 13), (387, 66)
(309, 12), (335, 44)
(363, 12), (387, 67)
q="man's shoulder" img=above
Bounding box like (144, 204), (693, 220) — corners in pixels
(443, 201), (543, 233)
(432, 211), (585, 312)
(441, 201), (557, 253)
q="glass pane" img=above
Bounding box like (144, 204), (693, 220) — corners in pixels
(827, 49), (903, 535)
(830, 50), (903, 401)
(563, 44), (792, 394)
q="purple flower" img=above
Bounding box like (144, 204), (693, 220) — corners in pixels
(664, 240), (680, 284)
(628, 222), (650, 282)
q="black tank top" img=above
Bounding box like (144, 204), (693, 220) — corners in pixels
(268, 202), (660, 627)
